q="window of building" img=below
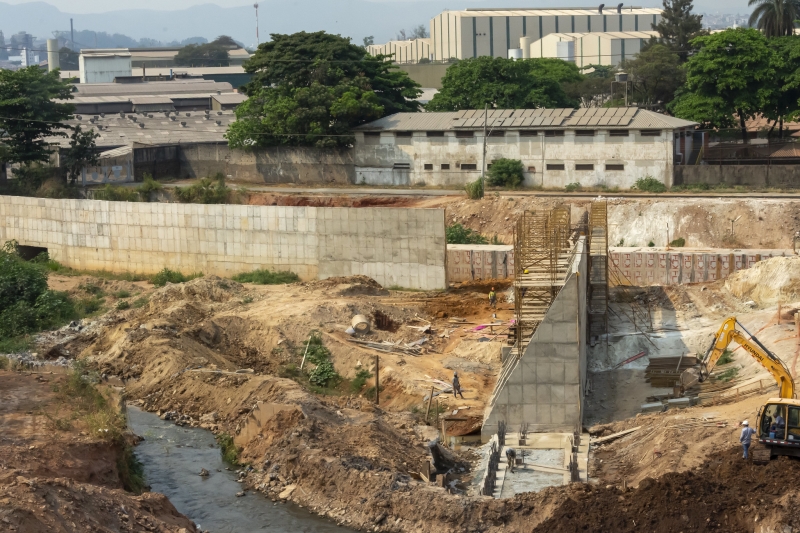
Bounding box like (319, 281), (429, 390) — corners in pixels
(575, 130), (595, 137)
(364, 132), (380, 137)
(609, 130), (629, 137)
(488, 130), (506, 137)
(519, 130), (539, 137)
(527, 166), (536, 173)
(441, 164), (450, 170)
(393, 163), (410, 170)
(424, 164), (433, 170)
(605, 164), (625, 171)
(461, 163), (478, 170)
(640, 129), (661, 136)
(546, 163), (565, 171)
(575, 164), (594, 171)
(395, 131), (412, 137)
(455, 131), (474, 138)
(426, 131), (445, 137)
(544, 130), (565, 137)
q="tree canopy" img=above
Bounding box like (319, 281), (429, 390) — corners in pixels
(58, 47), (79, 71)
(653, 0), (704, 60)
(623, 44), (684, 110)
(174, 35), (238, 67)
(426, 57), (580, 111)
(670, 29), (775, 141)
(0, 67), (75, 166)
(748, 0), (800, 38)
(227, 31), (421, 149)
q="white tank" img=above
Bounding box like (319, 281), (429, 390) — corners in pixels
(519, 36), (536, 59)
(508, 48), (523, 60)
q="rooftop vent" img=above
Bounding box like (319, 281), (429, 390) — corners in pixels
(617, 3), (623, 13)
(119, 112), (125, 118)
(100, 113), (105, 118)
(130, 116), (137, 122)
(75, 115), (82, 120)
(217, 111), (223, 115)
(181, 121), (187, 127)
(186, 112), (191, 117)
(598, 3), (605, 13)
(216, 120), (222, 126)
(138, 123), (145, 129)
(217, 90), (221, 95)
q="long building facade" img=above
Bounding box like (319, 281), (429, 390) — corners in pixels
(428, 6), (662, 60)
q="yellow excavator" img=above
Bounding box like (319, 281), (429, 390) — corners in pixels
(686, 316), (798, 464)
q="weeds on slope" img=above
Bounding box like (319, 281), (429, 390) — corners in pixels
(231, 269), (299, 285)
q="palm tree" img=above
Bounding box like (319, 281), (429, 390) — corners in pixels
(748, 0), (800, 37)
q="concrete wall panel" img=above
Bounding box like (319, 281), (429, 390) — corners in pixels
(0, 197), (446, 290)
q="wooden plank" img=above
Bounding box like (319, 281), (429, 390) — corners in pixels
(590, 426), (641, 445)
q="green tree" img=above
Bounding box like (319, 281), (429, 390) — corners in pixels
(62, 125), (100, 185)
(564, 65), (613, 108)
(670, 29), (775, 142)
(748, 0), (800, 37)
(58, 47), (79, 70)
(175, 35), (238, 67)
(446, 223), (488, 244)
(426, 57), (580, 111)
(623, 44), (684, 110)
(0, 67), (75, 166)
(652, 0), (704, 60)
(487, 158), (524, 188)
(763, 36), (800, 138)
(228, 31), (421, 149)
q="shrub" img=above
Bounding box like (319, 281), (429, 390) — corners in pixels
(634, 176), (667, 193)
(74, 296), (103, 317)
(114, 290), (131, 299)
(231, 269), (300, 285)
(565, 182), (582, 192)
(648, 241), (655, 247)
(174, 173), (230, 204)
(93, 184), (142, 202)
(217, 433), (240, 465)
(717, 349), (734, 365)
(350, 369), (373, 393)
(132, 296), (149, 309)
(464, 178), (483, 200)
(0, 355), (8, 370)
(135, 174), (162, 201)
(117, 445), (146, 494)
(303, 332), (341, 387)
(446, 223), (488, 245)
(486, 158), (524, 188)
(491, 234), (504, 245)
(116, 300), (130, 310)
(670, 237), (686, 247)
(150, 268), (201, 287)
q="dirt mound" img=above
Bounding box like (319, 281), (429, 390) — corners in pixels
(535, 446), (797, 533)
(149, 275), (243, 307)
(725, 256), (800, 305)
(298, 275), (388, 297)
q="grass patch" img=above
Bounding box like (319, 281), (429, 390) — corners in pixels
(0, 355), (8, 369)
(0, 336), (33, 354)
(350, 369), (372, 394)
(116, 300), (130, 310)
(174, 173), (231, 204)
(217, 433), (240, 465)
(132, 296), (149, 309)
(716, 367), (739, 383)
(365, 385), (384, 401)
(231, 269), (300, 285)
(151, 268), (202, 287)
(446, 223), (488, 245)
(117, 445), (146, 494)
(464, 178), (483, 200)
(74, 296), (104, 317)
(634, 176), (667, 193)
(717, 349), (734, 365)
(565, 182), (582, 192)
(113, 290), (131, 299)
(93, 185), (142, 202)
(670, 237), (686, 247)
(79, 282), (105, 297)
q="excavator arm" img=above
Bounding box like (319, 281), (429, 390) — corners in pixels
(697, 316), (795, 399)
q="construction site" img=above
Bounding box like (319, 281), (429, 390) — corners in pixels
(4, 190), (800, 532)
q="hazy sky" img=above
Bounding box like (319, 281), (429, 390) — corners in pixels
(0, 0), (755, 14)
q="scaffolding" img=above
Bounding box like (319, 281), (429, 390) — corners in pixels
(588, 201), (609, 341)
(513, 206), (573, 355)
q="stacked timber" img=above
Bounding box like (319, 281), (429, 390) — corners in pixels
(645, 355), (698, 388)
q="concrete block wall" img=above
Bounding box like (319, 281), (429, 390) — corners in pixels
(0, 196), (447, 290)
(482, 238), (588, 440)
(610, 247), (794, 286)
(446, 244), (514, 282)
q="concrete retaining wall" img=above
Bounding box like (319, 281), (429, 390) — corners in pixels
(611, 247), (794, 286)
(482, 238), (588, 439)
(446, 244), (514, 282)
(674, 165), (800, 188)
(0, 196), (447, 290)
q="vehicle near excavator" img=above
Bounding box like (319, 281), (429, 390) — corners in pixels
(684, 316), (797, 464)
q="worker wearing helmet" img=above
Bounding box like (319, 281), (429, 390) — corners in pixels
(740, 420), (757, 459)
(489, 287), (497, 309)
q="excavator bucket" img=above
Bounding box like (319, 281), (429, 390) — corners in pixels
(679, 367), (702, 392)
(751, 446), (772, 465)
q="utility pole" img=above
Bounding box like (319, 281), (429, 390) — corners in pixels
(70, 18), (74, 51)
(374, 355), (380, 405)
(254, 3), (260, 45)
(480, 103), (487, 199)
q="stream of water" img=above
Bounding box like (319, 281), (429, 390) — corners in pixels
(128, 407), (353, 533)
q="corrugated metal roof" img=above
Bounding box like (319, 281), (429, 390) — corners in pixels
(46, 110), (236, 148)
(72, 80), (234, 97)
(212, 93), (248, 104)
(543, 31), (658, 40)
(355, 108), (697, 132)
(99, 146), (133, 158)
(460, 7), (662, 16)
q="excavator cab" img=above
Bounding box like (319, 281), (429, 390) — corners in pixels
(755, 399), (800, 463)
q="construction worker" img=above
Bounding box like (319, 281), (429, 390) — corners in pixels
(452, 371), (464, 399)
(489, 287), (497, 309)
(740, 420), (757, 459)
(506, 447), (517, 473)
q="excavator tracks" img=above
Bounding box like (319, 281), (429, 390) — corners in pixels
(751, 446), (772, 465)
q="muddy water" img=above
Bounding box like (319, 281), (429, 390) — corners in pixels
(128, 407), (352, 533)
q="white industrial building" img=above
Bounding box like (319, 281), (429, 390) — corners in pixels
(79, 49), (133, 84)
(366, 39), (432, 63)
(527, 30), (658, 66)
(353, 107), (697, 189)
(420, 5), (661, 60)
